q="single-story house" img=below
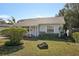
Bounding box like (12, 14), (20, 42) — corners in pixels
(0, 24), (12, 27)
(0, 24), (12, 31)
(14, 16), (65, 37)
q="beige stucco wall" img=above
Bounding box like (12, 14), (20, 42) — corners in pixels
(39, 24), (63, 34)
(25, 24), (63, 37)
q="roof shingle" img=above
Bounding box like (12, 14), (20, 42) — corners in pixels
(14, 16), (65, 26)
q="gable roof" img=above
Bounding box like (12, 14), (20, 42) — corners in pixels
(14, 16), (65, 26)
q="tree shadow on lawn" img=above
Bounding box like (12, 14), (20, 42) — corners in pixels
(24, 37), (70, 42)
(24, 37), (75, 45)
(0, 45), (24, 55)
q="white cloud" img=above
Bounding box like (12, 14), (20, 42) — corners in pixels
(0, 15), (11, 23)
(0, 15), (10, 19)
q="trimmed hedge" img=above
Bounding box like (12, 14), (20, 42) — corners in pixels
(72, 32), (79, 43)
(38, 33), (59, 40)
(1, 27), (26, 46)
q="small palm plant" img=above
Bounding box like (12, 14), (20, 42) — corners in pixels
(7, 16), (16, 24)
(1, 27), (26, 46)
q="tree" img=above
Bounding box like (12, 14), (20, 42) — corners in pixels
(56, 8), (65, 16)
(0, 18), (6, 24)
(8, 16), (16, 24)
(57, 3), (79, 29)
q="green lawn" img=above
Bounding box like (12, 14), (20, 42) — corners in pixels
(0, 39), (79, 56)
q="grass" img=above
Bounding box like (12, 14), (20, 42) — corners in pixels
(0, 39), (79, 56)
(0, 39), (23, 56)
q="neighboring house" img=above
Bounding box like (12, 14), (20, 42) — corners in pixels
(0, 24), (12, 31)
(0, 18), (12, 29)
(14, 16), (65, 37)
(0, 24), (12, 27)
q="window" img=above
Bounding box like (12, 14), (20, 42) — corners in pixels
(47, 25), (54, 33)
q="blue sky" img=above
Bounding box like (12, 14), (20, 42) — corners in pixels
(0, 3), (65, 21)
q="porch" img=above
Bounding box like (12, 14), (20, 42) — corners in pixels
(24, 26), (39, 37)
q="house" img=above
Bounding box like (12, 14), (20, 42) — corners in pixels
(0, 24), (13, 31)
(0, 24), (12, 27)
(0, 18), (13, 31)
(14, 16), (65, 37)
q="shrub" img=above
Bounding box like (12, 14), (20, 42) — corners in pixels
(72, 32), (79, 43)
(5, 41), (23, 46)
(1, 27), (26, 46)
(38, 33), (59, 40)
(0, 28), (11, 37)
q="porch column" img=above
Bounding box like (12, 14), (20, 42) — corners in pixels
(29, 26), (31, 37)
(36, 26), (39, 36)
